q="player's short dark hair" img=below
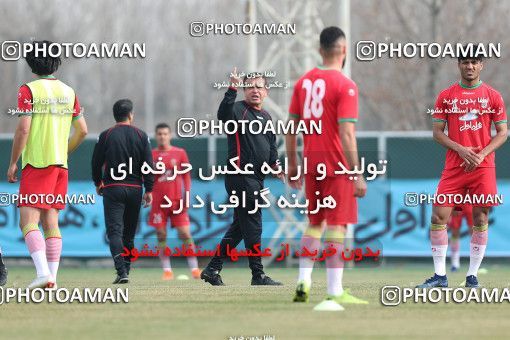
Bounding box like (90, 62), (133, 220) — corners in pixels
(113, 99), (133, 122)
(25, 40), (62, 76)
(243, 72), (267, 88)
(320, 26), (346, 52)
(155, 122), (171, 132)
(458, 43), (483, 63)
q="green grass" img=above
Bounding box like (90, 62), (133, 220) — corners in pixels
(1, 264), (510, 339)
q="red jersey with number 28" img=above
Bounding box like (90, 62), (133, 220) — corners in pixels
(432, 81), (507, 170)
(152, 146), (191, 201)
(289, 67), (358, 176)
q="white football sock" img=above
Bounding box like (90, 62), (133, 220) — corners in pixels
(432, 245), (448, 276)
(467, 244), (486, 277)
(31, 250), (51, 278)
(48, 261), (59, 281)
(297, 257), (314, 285)
(187, 256), (198, 270)
(161, 256), (171, 271)
(451, 249), (460, 268)
(326, 268), (344, 297)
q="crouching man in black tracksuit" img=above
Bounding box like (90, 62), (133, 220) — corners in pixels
(201, 69), (284, 286)
(92, 99), (154, 284)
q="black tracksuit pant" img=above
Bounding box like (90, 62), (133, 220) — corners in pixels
(208, 174), (264, 277)
(103, 186), (142, 275)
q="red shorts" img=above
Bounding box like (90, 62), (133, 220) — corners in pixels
(148, 199), (190, 228)
(304, 175), (357, 225)
(435, 167), (497, 207)
(448, 205), (474, 229)
(19, 164), (68, 210)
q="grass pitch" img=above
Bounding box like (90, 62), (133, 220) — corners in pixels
(1, 264), (510, 339)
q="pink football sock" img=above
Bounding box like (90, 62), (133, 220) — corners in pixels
(23, 224), (50, 278)
(324, 241), (344, 296)
(298, 234), (321, 284)
(44, 227), (63, 281)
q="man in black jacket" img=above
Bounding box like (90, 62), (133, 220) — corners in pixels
(92, 99), (154, 284)
(201, 69), (283, 286)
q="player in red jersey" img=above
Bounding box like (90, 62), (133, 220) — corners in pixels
(447, 205), (473, 272)
(148, 123), (200, 280)
(286, 26), (367, 310)
(417, 47), (507, 288)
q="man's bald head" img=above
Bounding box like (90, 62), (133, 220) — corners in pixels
(319, 26), (346, 58)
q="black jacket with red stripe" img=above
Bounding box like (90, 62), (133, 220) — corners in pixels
(92, 123), (154, 192)
(218, 87), (278, 181)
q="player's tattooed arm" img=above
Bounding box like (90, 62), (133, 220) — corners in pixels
(269, 130), (284, 182)
(285, 81), (302, 188)
(285, 131), (301, 189)
(339, 122), (367, 198)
